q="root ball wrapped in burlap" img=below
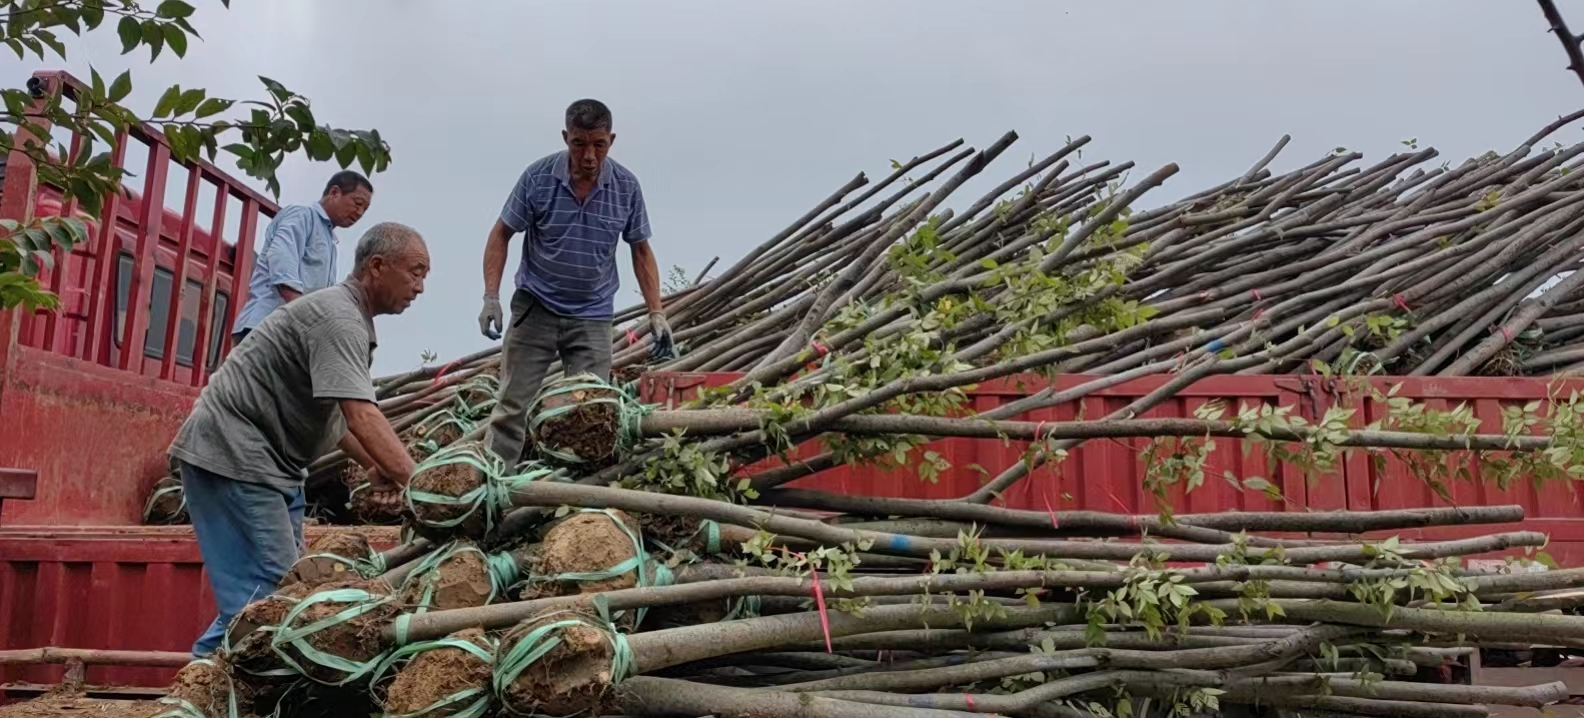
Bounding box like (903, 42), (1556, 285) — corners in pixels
(281, 531), (383, 590)
(404, 444), (498, 542)
(398, 541), (517, 612)
(493, 611), (629, 717)
(374, 628), (495, 718)
(142, 475), (187, 525)
(343, 463), (405, 525)
(269, 578), (401, 686)
(225, 583), (314, 682)
(528, 374), (637, 469)
(157, 657), (235, 718)
(520, 509), (646, 599)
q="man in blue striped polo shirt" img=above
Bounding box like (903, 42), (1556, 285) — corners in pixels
(478, 99), (673, 463)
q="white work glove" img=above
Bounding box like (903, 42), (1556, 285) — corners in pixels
(479, 294), (504, 340)
(649, 311), (676, 362)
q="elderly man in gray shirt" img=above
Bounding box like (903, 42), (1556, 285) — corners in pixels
(169, 222), (428, 657)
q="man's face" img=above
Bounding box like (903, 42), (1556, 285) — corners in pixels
(562, 126), (614, 182)
(324, 186), (373, 228)
(368, 239), (430, 315)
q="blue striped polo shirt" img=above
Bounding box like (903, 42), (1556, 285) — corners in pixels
(500, 151), (652, 320)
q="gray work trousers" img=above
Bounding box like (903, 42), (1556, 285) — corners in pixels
(486, 289), (613, 464)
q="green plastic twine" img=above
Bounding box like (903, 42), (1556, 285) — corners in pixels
(269, 587), (397, 686)
(490, 612), (632, 716)
(527, 374), (651, 465)
(152, 658), (239, 718)
(371, 634), (497, 718)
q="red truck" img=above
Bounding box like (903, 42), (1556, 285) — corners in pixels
(0, 70), (1579, 707)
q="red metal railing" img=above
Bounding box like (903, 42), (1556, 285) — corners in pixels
(2, 70), (279, 386)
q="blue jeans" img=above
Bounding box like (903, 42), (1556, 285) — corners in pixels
(181, 462), (304, 656)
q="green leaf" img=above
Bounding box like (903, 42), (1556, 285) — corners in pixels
(193, 98), (233, 120)
(221, 143), (254, 162)
(142, 20), (165, 61)
(108, 71), (133, 103)
(163, 24), (188, 58)
(81, 1), (106, 30)
(90, 68), (106, 99)
(157, 0), (196, 19)
(174, 88), (206, 116)
(152, 84), (182, 119)
(117, 16), (141, 54)
(36, 29), (67, 59)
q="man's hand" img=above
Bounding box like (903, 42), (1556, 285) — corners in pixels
(480, 294), (504, 340)
(366, 467), (400, 491)
(649, 311), (676, 362)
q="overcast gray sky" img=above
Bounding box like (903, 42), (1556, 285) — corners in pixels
(6, 1), (1582, 374)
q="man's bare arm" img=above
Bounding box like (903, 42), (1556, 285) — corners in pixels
(337, 431), (376, 469)
(279, 286), (303, 303)
(339, 399), (415, 487)
(483, 218), (516, 297)
(631, 240), (664, 313)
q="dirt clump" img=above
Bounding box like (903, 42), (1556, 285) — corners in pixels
(498, 612), (618, 716)
(142, 475), (187, 525)
(530, 378), (623, 469)
(0, 694), (158, 718)
(342, 464), (404, 525)
(399, 543), (498, 612)
(226, 582), (314, 678)
(281, 531), (374, 589)
(407, 460), (488, 541)
(273, 578), (399, 686)
(412, 419), (465, 450)
(522, 510), (642, 599)
(163, 658), (234, 717)
(382, 628), (493, 716)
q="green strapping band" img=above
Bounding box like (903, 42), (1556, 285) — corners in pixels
(221, 594), (301, 680)
(371, 634), (497, 718)
(269, 587), (396, 685)
(491, 612), (632, 713)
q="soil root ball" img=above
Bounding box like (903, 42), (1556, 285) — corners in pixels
(159, 657), (235, 718)
(344, 464), (404, 525)
(270, 578), (401, 687)
(376, 628), (495, 718)
(528, 374), (628, 469)
(398, 541), (506, 612)
(522, 509), (645, 599)
(225, 582), (314, 681)
(281, 531), (380, 589)
(494, 611), (628, 717)
(142, 475), (187, 525)
(405, 444), (498, 542)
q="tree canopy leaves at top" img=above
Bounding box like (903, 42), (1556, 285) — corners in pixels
(0, 0), (392, 311)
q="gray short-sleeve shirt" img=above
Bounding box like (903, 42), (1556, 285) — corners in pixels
(170, 281), (378, 492)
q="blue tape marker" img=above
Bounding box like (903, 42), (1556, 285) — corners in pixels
(888, 534), (911, 552)
(1205, 339), (1226, 352)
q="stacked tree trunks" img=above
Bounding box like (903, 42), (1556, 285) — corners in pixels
(102, 115), (1584, 717)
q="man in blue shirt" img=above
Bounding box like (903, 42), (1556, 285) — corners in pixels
(478, 99), (673, 463)
(231, 171), (374, 343)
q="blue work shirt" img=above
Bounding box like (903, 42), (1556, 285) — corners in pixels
(499, 151), (652, 321)
(232, 201), (338, 334)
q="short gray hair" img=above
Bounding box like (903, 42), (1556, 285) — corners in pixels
(353, 221), (422, 273)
